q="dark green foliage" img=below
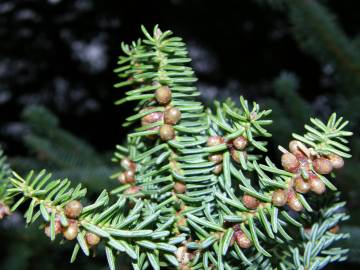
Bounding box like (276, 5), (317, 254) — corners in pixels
(286, 0), (360, 94)
(11, 105), (115, 193)
(0, 147), (11, 205)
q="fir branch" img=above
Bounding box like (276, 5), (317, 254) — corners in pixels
(4, 25), (354, 270)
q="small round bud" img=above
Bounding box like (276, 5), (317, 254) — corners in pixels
(327, 154), (344, 170)
(208, 154), (223, 164)
(313, 157), (333, 174)
(118, 173), (127, 184)
(159, 124), (175, 141)
(230, 149), (247, 164)
(174, 182), (186, 194)
(86, 232), (101, 246)
(233, 136), (248, 150)
(310, 176), (326, 195)
(164, 107), (181, 125)
(289, 140), (309, 157)
(44, 220), (63, 238)
(242, 194), (259, 209)
(121, 158), (136, 171)
(213, 164), (223, 175)
(281, 153), (300, 172)
(234, 231), (252, 249)
(0, 203), (10, 219)
(124, 186), (142, 195)
(329, 225), (340, 234)
(287, 194), (303, 212)
(232, 224), (241, 232)
(207, 136), (224, 147)
(271, 190), (287, 207)
(155, 86), (172, 105)
(63, 223), (78, 241)
(141, 107), (164, 126)
(294, 177), (311, 194)
(64, 200), (83, 219)
(124, 170), (135, 184)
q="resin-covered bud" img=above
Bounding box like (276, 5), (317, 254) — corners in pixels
(164, 107), (181, 125)
(159, 124), (175, 141)
(64, 200), (83, 219)
(281, 153), (300, 172)
(271, 190), (287, 207)
(313, 157), (333, 174)
(233, 136), (248, 150)
(155, 86), (172, 105)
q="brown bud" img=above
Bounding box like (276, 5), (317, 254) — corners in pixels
(124, 170), (135, 184)
(121, 158), (136, 171)
(329, 225), (340, 234)
(118, 173), (127, 184)
(141, 107), (163, 126)
(64, 200), (83, 219)
(287, 193), (303, 212)
(313, 157), (333, 174)
(271, 190), (287, 207)
(63, 223), (78, 241)
(234, 231), (252, 249)
(208, 154), (223, 164)
(233, 136), (248, 150)
(155, 86), (172, 105)
(164, 107), (181, 125)
(159, 124), (175, 141)
(174, 182), (186, 194)
(213, 164), (223, 175)
(124, 186), (142, 195)
(85, 232), (101, 247)
(242, 194), (259, 209)
(207, 136), (224, 147)
(44, 220), (63, 238)
(289, 140), (309, 157)
(231, 149), (247, 164)
(327, 154), (344, 170)
(294, 176), (311, 194)
(0, 203), (10, 219)
(232, 223), (241, 232)
(281, 153), (300, 172)
(309, 176), (326, 195)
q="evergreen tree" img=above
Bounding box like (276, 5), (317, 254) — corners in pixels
(2, 26), (353, 270)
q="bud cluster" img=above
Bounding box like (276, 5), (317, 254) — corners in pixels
(118, 157), (137, 185)
(117, 157), (143, 196)
(230, 224), (252, 249)
(272, 140), (345, 211)
(207, 135), (249, 175)
(140, 85), (181, 141)
(44, 200), (100, 247)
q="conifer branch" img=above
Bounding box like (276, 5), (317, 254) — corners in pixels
(3, 25), (353, 270)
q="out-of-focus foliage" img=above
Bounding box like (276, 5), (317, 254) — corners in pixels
(11, 105), (116, 193)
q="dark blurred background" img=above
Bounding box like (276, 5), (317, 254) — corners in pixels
(0, 0), (360, 269)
